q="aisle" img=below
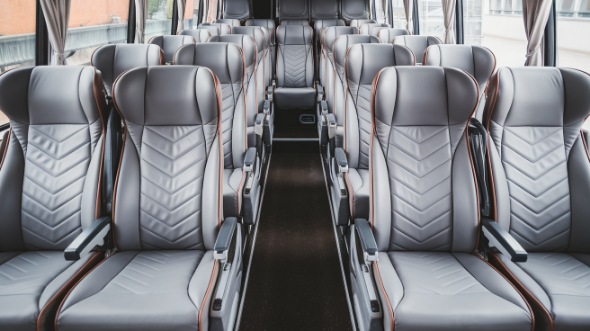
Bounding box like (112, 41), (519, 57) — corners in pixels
(239, 142), (353, 331)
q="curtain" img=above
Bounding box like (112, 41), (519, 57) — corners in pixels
(522, 0), (552, 66)
(135, 0), (147, 43)
(403, 0), (413, 34)
(382, 0), (389, 25)
(442, 0), (456, 44)
(39, 0), (71, 65)
(206, 0), (218, 23)
(176, 0), (187, 34)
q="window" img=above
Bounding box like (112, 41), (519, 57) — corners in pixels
(464, 0), (527, 67)
(0, 0), (36, 74)
(65, 0), (129, 65)
(145, 0), (173, 41)
(184, 0), (200, 29)
(391, 0), (407, 29)
(417, 0), (445, 40)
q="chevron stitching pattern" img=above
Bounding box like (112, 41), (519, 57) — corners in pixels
(0, 251), (71, 295)
(140, 126), (206, 250)
(22, 125), (92, 250)
(282, 45), (309, 88)
(519, 253), (590, 296)
(501, 127), (571, 251)
(390, 252), (484, 295)
(348, 83), (373, 169)
(219, 83), (242, 168)
(388, 126), (453, 251)
(106, 251), (204, 295)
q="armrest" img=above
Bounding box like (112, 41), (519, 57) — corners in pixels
(316, 84), (324, 102)
(243, 147), (257, 173)
(65, 217), (111, 261)
(214, 217), (238, 262)
(482, 217), (527, 262)
(355, 219), (378, 263)
(255, 113), (265, 137)
(335, 147), (348, 174)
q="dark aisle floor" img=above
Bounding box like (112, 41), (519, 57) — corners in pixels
(239, 142), (353, 331)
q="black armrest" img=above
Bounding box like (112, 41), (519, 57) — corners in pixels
(65, 217), (111, 261)
(482, 217), (527, 262)
(243, 147), (257, 172)
(355, 218), (378, 263)
(335, 147), (348, 173)
(214, 217), (238, 261)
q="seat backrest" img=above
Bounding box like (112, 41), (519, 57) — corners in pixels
(322, 26), (358, 55)
(276, 25), (314, 88)
(174, 43), (247, 170)
(112, 66), (222, 251)
(484, 67), (590, 253)
(311, 0), (340, 20)
(344, 44), (415, 168)
(0, 66), (107, 251)
(221, 0), (251, 22)
(91, 44), (163, 96)
(377, 28), (410, 43)
(424, 44), (496, 120)
(245, 19), (276, 46)
(179, 28), (211, 43)
(280, 19), (310, 25)
(278, 0), (310, 21)
(349, 19), (375, 29)
(393, 35), (442, 64)
(216, 18), (242, 27)
(232, 26), (269, 107)
(358, 23), (389, 36)
(148, 35), (194, 64)
(198, 23), (232, 36)
(314, 19), (346, 46)
(371, 66), (479, 252)
(342, 0), (371, 23)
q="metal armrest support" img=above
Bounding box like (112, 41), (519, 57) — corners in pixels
(482, 217), (527, 262)
(65, 217), (111, 261)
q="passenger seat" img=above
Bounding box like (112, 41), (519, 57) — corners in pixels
(349, 19), (376, 28)
(358, 22), (389, 36)
(376, 28), (410, 44)
(216, 18), (242, 27)
(245, 19), (277, 77)
(148, 35), (194, 64)
(179, 28), (211, 43)
(198, 22), (232, 37)
(392, 35), (442, 64)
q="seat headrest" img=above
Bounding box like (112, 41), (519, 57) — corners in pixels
(215, 19), (242, 27)
(207, 35), (257, 70)
(374, 67), (478, 127)
(359, 23), (389, 35)
(346, 44), (415, 85)
(91, 44), (164, 95)
(113, 66), (219, 126)
(424, 45), (496, 87)
(232, 26), (267, 52)
(245, 19), (276, 43)
(333, 34), (380, 67)
(179, 28), (211, 43)
(0, 66), (106, 125)
(484, 67), (590, 128)
(148, 35), (195, 63)
(279, 19), (310, 25)
(174, 43), (244, 85)
(276, 25), (313, 45)
(322, 26), (358, 52)
(349, 19), (376, 28)
(393, 35), (443, 63)
(377, 28), (410, 43)
(198, 23), (232, 36)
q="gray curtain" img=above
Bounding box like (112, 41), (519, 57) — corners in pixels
(176, 0), (187, 34)
(522, 0), (552, 66)
(135, 0), (147, 43)
(442, 0), (456, 44)
(403, 0), (413, 34)
(39, 0), (71, 65)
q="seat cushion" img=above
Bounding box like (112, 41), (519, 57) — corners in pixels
(346, 168), (370, 219)
(375, 252), (532, 331)
(492, 252), (590, 331)
(224, 168), (245, 218)
(57, 251), (216, 331)
(0, 251), (99, 331)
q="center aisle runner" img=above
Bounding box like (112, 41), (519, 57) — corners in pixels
(239, 142), (353, 331)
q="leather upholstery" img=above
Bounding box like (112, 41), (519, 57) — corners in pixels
(311, 0), (340, 19)
(376, 28), (410, 43)
(278, 0), (310, 21)
(91, 44), (163, 95)
(393, 35), (442, 64)
(349, 19), (376, 28)
(370, 67), (532, 330)
(279, 19), (311, 25)
(320, 26), (357, 88)
(198, 22), (232, 36)
(424, 45), (495, 120)
(485, 67), (590, 330)
(342, 0), (371, 23)
(56, 66), (223, 330)
(232, 26), (272, 103)
(0, 66), (107, 330)
(179, 28), (211, 43)
(245, 19), (277, 78)
(314, 19), (346, 73)
(216, 18), (243, 27)
(221, 0), (251, 22)
(358, 23), (389, 36)
(148, 35), (194, 64)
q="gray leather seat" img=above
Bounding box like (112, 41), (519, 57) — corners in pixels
(56, 66), (243, 331)
(179, 28), (212, 43)
(342, 0), (371, 24)
(91, 44), (163, 96)
(424, 44), (495, 120)
(216, 18), (242, 27)
(274, 25), (316, 109)
(245, 19), (277, 76)
(220, 0), (251, 22)
(198, 22), (232, 37)
(311, 0), (340, 21)
(484, 67), (590, 331)
(319, 26), (357, 91)
(376, 28), (410, 43)
(313, 19), (346, 77)
(393, 35), (442, 64)
(278, 0), (310, 22)
(350, 66), (533, 331)
(349, 19), (376, 28)
(0, 66), (108, 331)
(148, 35), (194, 64)
(358, 22), (389, 36)
(232, 26), (271, 103)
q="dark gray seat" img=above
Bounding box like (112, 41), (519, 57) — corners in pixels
(393, 35), (443, 64)
(484, 67), (590, 331)
(0, 66), (108, 331)
(148, 35), (194, 64)
(232, 26), (271, 105)
(56, 66), (243, 331)
(424, 44), (495, 120)
(349, 66), (533, 331)
(342, 0), (371, 24)
(179, 28), (212, 43)
(220, 0), (251, 22)
(245, 19), (277, 76)
(376, 28), (410, 43)
(91, 44), (163, 96)
(311, 0), (340, 21)
(278, 0), (310, 22)
(313, 19), (346, 77)
(274, 25), (316, 110)
(198, 22), (232, 37)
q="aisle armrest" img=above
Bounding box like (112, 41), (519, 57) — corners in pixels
(482, 217), (527, 262)
(65, 217), (110, 261)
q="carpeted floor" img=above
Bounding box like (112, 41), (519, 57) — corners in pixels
(239, 142), (353, 331)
